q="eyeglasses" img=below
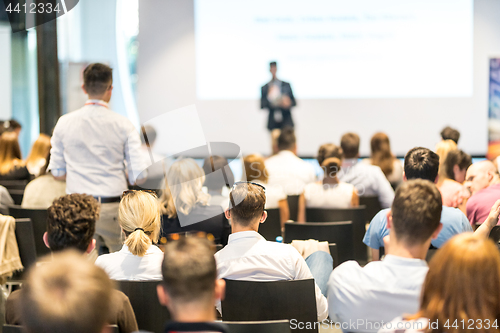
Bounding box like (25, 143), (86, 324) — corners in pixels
(231, 181), (266, 192)
(122, 189), (158, 198)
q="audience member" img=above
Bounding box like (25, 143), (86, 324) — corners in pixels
(465, 160), (500, 224)
(215, 182), (329, 320)
(0, 185), (13, 214)
(2, 119), (22, 137)
(25, 134), (51, 177)
(438, 149), (471, 211)
(364, 147), (472, 261)
(339, 132), (394, 208)
(445, 149), (472, 184)
(48, 63), (147, 253)
(243, 154), (289, 224)
(139, 125), (169, 189)
(160, 158), (231, 245)
(270, 128), (281, 156)
(202, 155), (235, 212)
(96, 190), (163, 280)
(5, 194), (138, 333)
(435, 139), (457, 187)
(440, 126), (460, 144)
(0, 132), (32, 181)
(18, 251), (113, 333)
(157, 237), (229, 333)
(265, 127), (316, 195)
(364, 132), (403, 189)
(298, 143), (358, 222)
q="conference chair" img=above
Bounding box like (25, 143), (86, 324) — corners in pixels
(284, 221), (354, 264)
(224, 320), (291, 333)
(0, 180), (28, 191)
(305, 207), (367, 262)
(328, 243), (339, 268)
(6, 218), (37, 287)
(287, 195), (300, 221)
(8, 189), (24, 206)
(115, 280), (170, 333)
(222, 279), (318, 333)
(259, 208), (282, 241)
(8, 206), (50, 258)
(489, 225), (500, 244)
(359, 195), (382, 222)
(3, 325), (119, 333)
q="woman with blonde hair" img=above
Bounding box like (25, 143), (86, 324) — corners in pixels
(160, 158), (230, 245)
(364, 132), (403, 189)
(243, 154), (289, 223)
(95, 190), (163, 281)
(0, 132), (32, 181)
(25, 134), (51, 177)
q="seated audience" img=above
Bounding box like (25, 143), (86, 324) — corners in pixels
(202, 155), (234, 211)
(157, 237), (229, 333)
(0, 185), (13, 214)
(438, 149), (471, 211)
(298, 143), (358, 222)
(379, 233), (500, 333)
(25, 133), (51, 177)
(270, 128), (281, 156)
(0, 119), (22, 137)
(6, 194), (138, 333)
(465, 160), (500, 224)
(96, 190), (163, 280)
(215, 182), (329, 320)
(440, 126), (460, 144)
(265, 127), (316, 195)
(243, 154), (289, 224)
(364, 132), (403, 189)
(364, 147), (472, 261)
(435, 139), (457, 185)
(160, 158), (231, 245)
(339, 132), (394, 208)
(0, 132), (32, 181)
(18, 251), (113, 333)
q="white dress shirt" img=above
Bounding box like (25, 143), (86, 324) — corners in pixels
(252, 180), (287, 209)
(265, 150), (317, 196)
(304, 182), (355, 209)
(95, 244), (163, 281)
(327, 255), (429, 333)
(214, 231), (328, 321)
(48, 101), (147, 197)
(339, 159), (395, 208)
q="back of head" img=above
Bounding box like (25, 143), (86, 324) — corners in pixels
(419, 234), (500, 329)
(404, 147), (440, 182)
(162, 237), (216, 305)
(3, 119), (21, 133)
(440, 126), (460, 144)
(243, 154), (268, 183)
(340, 133), (360, 159)
(141, 125), (157, 147)
(20, 250), (113, 333)
(202, 155), (235, 191)
(391, 179), (442, 246)
(444, 149), (472, 181)
(161, 158), (209, 218)
(0, 131), (22, 174)
(47, 194), (100, 252)
(120, 191), (161, 256)
(317, 143), (344, 178)
(370, 132), (394, 176)
(229, 183), (266, 227)
(26, 133), (51, 164)
(277, 127), (296, 151)
(83, 63), (113, 96)
(435, 140), (458, 179)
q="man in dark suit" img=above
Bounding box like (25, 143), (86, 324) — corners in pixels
(261, 61), (296, 130)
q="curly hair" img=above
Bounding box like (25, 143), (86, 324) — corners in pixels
(46, 194), (100, 253)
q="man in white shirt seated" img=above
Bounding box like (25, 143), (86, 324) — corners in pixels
(215, 182), (329, 321)
(339, 132), (394, 208)
(265, 127), (316, 196)
(327, 179), (443, 333)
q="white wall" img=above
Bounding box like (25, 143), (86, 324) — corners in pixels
(0, 23), (12, 120)
(137, 0), (500, 157)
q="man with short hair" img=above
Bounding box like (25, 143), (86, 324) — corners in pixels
(49, 63), (147, 253)
(6, 194), (138, 333)
(215, 183), (329, 321)
(339, 132), (394, 208)
(265, 127), (316, 195)
(465, 160), (500, 224)
(19, 251), (113, 333)
(156, 237), (228, 333)
(363, 147), (472, 260)
(440, 126), (460, 144)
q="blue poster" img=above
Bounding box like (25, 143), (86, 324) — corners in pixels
(487, 58), (500, 159)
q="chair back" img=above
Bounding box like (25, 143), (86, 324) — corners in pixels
(115, 280), (170, 333)
(328, 243), (339, 268)
(490, 225), (500, 244)
(287, 195), (300, 221)
(359, 196), (382, 222)
(224, 320), (291, 333)
(14, 218), (37, 272)
(284, 222), (354, 264)
(259, 208), (281, 241)
(9, 206), (50, 257)
(222, 279), (317, 333)
(305, 207), (367, 262)
(8, 189), (24, 206)
(0, 180), (28, 190)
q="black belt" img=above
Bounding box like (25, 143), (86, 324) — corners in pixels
(94, 196), (121, 204)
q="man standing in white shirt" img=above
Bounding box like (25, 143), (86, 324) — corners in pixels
(48, 63), (147, 253)
(339, 132), (394, 208)
(215, 182), (329, 321)
(265, 127), (316, 196)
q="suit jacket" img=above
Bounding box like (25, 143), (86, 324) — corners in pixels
(261, 80), (296, 130)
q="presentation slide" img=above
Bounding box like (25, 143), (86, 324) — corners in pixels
(194, 0), (473, 100)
